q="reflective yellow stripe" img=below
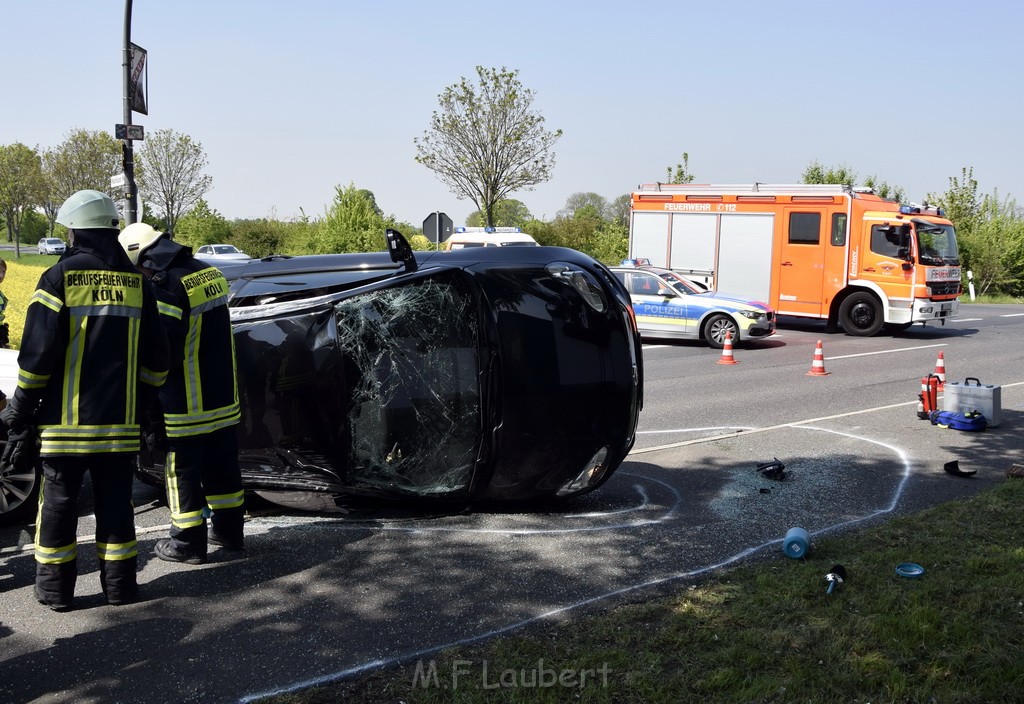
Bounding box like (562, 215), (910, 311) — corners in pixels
(29, 288), (63, 313)
(171, 509), (205, 529)
(185, 315), (203, 413)
(35, 541), (78, 564)
(140, 366), (168, 387)
(39, 425), (140, 454)
(16, 368), (50, 390)
(207, 490), (244, 510)
(126, 316), (139, 423)
(157, 301), (183, 319)
(164, 404), (241, 438)
(96, 540), (138, 561)
(166, 451), (180, 517)
(62, 315), (89, 426)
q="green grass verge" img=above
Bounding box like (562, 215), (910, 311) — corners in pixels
(961, 294), (1024, 304)
(267, 479), (1024, 703)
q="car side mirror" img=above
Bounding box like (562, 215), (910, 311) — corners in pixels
(657, 287), (676, 297)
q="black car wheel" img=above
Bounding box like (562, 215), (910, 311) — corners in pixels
(704, 314), (739, 349)
(0, 457), (40, 527)
(839, 292), (884, 337)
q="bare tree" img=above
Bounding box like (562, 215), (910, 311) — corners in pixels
(415, 66), (561, 228)
(136, 128), (213, 232)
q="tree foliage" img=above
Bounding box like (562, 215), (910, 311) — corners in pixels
(0, 142), (45, 253)
(172, 198), (232, 249)
(312, 183), (425, 254)
(802, 162), (906, 202)
(41, 129), (121, 234)
(229, 219), (285, 259)
(801, 161), (857, 186)
(529, 210), (627, 265)
(929, 168), (1024, 296)
(666, 152), (695, 184)
(466, 199), (532, 227)
(136, 128), (213, 232)
(608, 193), (631, 229)
(559, 192), (609, 220)
(415, 66), (562, 228)
(928, 167), (981, 239)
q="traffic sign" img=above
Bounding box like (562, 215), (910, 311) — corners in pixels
(422, 211), (454, 244)
(114, 124), (145, 141)
(110, 173), (127, 189)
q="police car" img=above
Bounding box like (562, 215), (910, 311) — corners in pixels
(610, 261), (775, 348)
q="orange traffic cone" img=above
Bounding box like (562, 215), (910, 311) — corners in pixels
(807, 340), (830, 376)
(933, 351), (946, 390)
(717, 331), (738, 365)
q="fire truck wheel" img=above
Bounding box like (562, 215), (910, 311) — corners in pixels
(839, 292), (884, 336)
(704, 314), (738, 349)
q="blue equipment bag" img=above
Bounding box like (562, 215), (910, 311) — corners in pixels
(929, 410), (987, 431)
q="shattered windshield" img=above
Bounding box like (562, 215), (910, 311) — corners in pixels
(337, 273), (483, 496)
(913, 219), (960, 265)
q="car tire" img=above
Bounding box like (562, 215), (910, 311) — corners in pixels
(0, 456), (41, 528)
(704, 313), (739, 349)
(839, 291), (884, 336)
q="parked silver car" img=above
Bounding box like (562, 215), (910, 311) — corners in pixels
(37, 237), (66, 255)
(195, 244), (251, 261)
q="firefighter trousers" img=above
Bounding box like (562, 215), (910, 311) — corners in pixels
(164, 426), (244, 555)
(35, 455), (138, 606)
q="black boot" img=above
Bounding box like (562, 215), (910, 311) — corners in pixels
(154, 538), (206, 565)
(35, 562), (77, 612)
(100, 556), (140, 605)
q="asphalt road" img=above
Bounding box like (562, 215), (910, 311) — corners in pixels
(2, 304), (1023, 703)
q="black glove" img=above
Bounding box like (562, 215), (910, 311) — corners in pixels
(2, 393), (39, 469)
(2, 424), (39, 470)
(142, 414), (168, 455)
(138, 387), (168, 455)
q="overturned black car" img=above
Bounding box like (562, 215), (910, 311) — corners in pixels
(0, 232), (642, 525)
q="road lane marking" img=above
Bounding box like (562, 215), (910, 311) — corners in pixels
(952, 318), (984, 322)
(825, 343), (948, 360)
(1000, 313), (1024, 318)
(632, 380), (1024, 455)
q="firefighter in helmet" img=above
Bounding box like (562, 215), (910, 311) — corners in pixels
(1, 190), (169, 611)
(119, 223), (244, 564)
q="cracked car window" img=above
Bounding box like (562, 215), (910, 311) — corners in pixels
(337, 275), (481, 495)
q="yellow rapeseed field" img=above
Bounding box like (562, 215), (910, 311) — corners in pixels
(2, 255), (48, 350)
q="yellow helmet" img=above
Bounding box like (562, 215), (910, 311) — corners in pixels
(119, 223), (164, 265)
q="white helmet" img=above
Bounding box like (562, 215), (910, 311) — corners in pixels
(56, 190), (121, 230)
(119, 223), (165, 265)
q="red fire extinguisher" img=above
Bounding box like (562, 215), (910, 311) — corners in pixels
(918, 374), (940, 419)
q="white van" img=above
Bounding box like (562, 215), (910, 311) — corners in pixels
(443, 227), (539, 251)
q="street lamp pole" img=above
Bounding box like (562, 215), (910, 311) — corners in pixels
(121, 0), (138, 224)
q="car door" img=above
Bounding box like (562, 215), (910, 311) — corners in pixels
(626, 271), (693, 338)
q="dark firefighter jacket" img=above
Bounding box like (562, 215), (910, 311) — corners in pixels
(140, 238), (240, 438)
(14, 229), (169, 456)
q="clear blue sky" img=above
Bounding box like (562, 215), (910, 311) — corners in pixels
(3, 1), (1021, 228)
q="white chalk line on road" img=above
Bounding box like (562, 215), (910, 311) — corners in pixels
(240, 423), (913, 703)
